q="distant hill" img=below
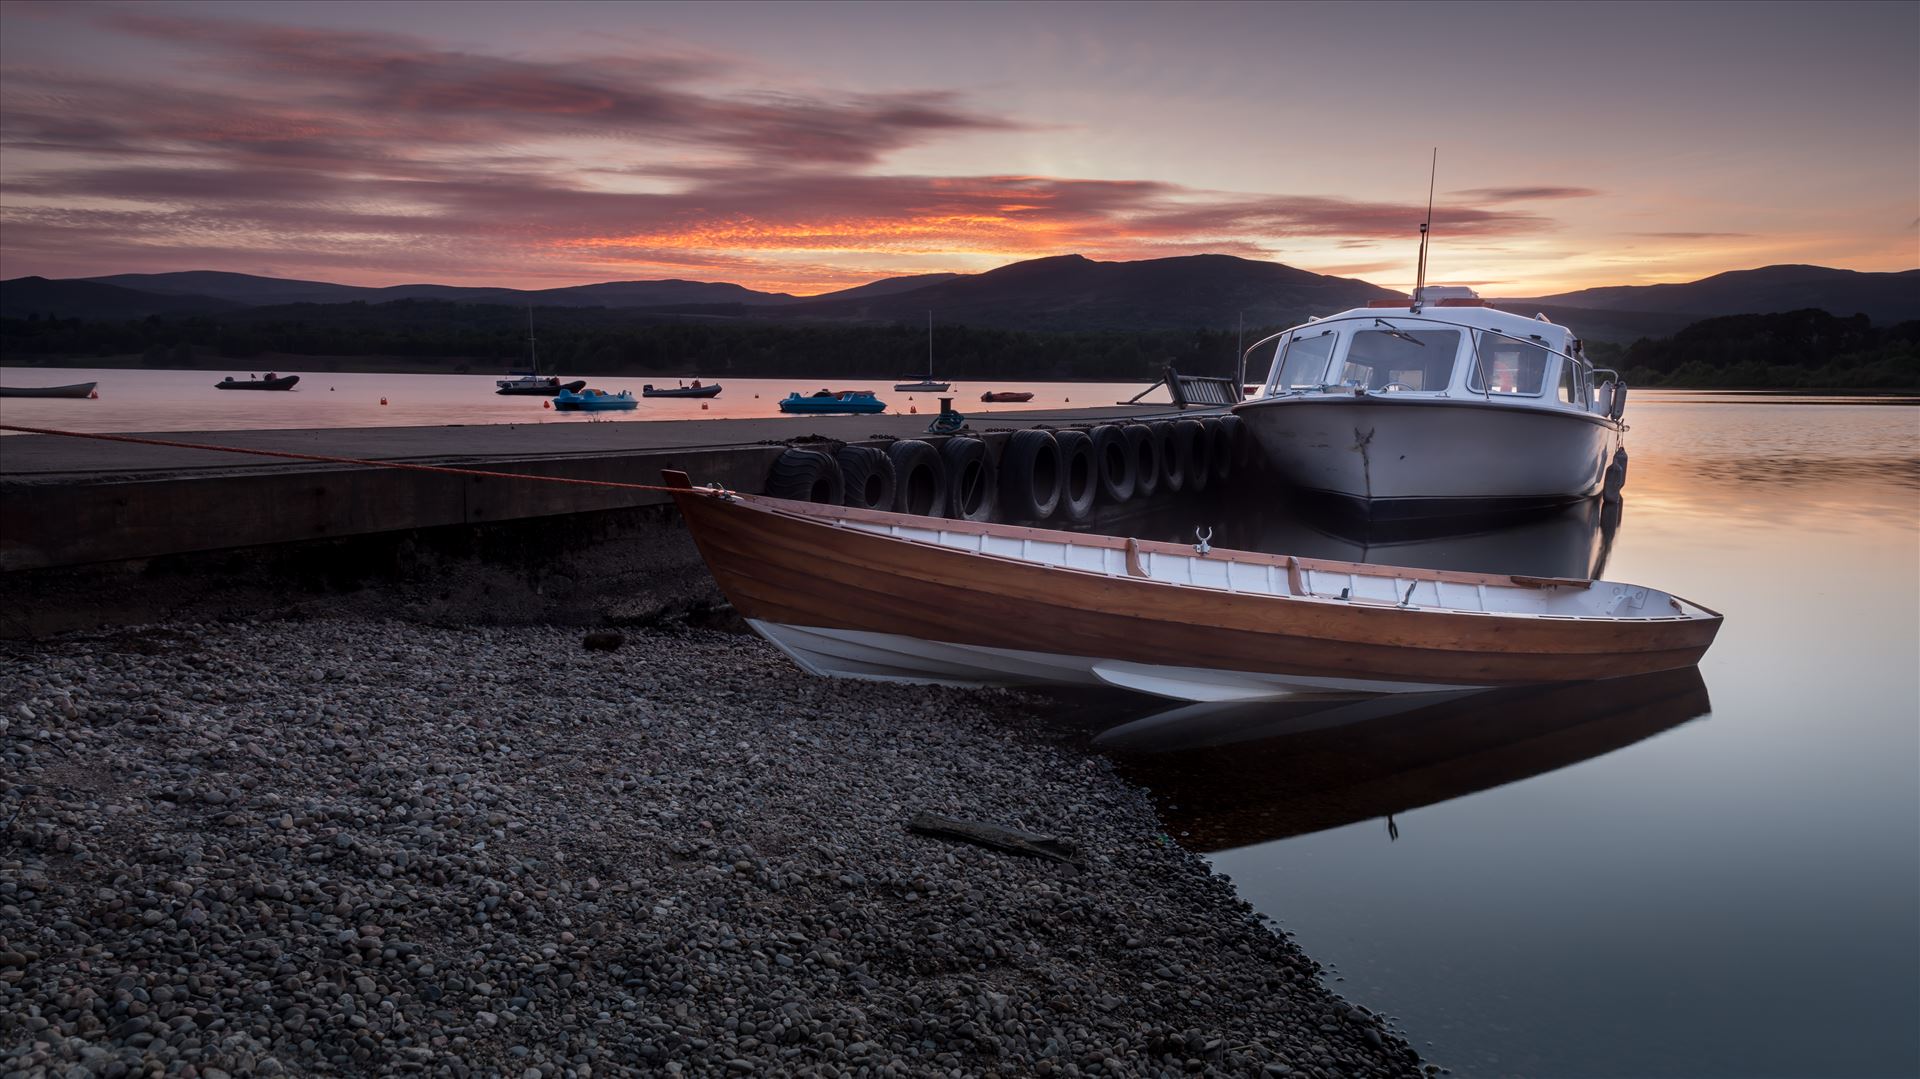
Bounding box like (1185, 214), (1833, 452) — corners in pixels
(85, 270), (369, 306)
(801, 272), (964, 304)
(761, 254), (1401, 331)
(81, 271), (796, 310)
(1520, 265), (1920, 325)
(0, 277), (243, 319)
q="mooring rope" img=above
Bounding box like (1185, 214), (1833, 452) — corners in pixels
(0, 423), (704, 496)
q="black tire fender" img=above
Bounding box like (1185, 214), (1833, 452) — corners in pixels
(765, 448), (843, 504)
(1178, 418), (1212, 494)
(886, 439), (946, 516)
(834, 445), (896, 509)
(1124, 424), (1160, 499)
(1155, 420), (1186, 494)
(1089, 424), (1135, 503)
(997, 428), (1062, 522)
(1053, 429), (1097, 522)
(940, 436), (995, 522)
(1216, 414), (1243, 478)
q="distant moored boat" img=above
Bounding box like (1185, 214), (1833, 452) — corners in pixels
(0, 381), (97, 399)
(215, 373), (299, 391)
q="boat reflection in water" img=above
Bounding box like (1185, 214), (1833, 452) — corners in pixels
(1092, 666), (1710, 852)
(1205, 492), (1622, 582)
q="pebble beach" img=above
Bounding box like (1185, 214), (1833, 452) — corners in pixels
(2, 616), (1428, 1078)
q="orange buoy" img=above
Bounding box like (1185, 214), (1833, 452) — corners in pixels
(543, 400), (551, 409)
(700, 402), (709, 410)
(380, 397), (388, 405)
(910, 405), (918, 414)
(89, 389), (99, 399)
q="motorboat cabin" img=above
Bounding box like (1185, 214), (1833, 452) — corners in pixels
(1231, 287), (1627, 519)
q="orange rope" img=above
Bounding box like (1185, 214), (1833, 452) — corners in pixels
(0, 423), (705, 495)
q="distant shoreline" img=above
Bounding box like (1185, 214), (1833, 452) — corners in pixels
(4, 358), (1913, 396)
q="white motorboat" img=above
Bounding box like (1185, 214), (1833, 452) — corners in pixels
(1232, 287), (1627, 518)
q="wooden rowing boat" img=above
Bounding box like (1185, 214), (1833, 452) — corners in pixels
(662, 472), (1722, 701)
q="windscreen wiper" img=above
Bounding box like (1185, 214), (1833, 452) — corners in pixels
(1372, 318), (1426, 346)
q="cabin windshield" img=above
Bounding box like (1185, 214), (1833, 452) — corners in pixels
(1468, 334), (1552, 396)
(1273, 330), (1339, 390)
(1339, 329), (1461, 391)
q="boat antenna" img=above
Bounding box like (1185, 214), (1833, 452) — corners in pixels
(1412, 148), (1436, 313)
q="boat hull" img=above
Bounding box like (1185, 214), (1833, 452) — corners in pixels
(642, 385), (722, 398)
(1234, 395), (1622, 516)
(669, 489), (1719, 701)
(778, 399), (885, 414)
(215, 375), (299, 391)
(0, 382), (96, 398)
(497, 379), (585, 396)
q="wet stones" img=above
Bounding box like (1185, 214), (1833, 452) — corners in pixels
(1, 616), (1427, 1078)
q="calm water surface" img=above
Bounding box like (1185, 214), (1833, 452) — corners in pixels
(0, 367), (1162, 433)
(4, 368), (1915, 1075)
(1073, 398), (1919, 1077)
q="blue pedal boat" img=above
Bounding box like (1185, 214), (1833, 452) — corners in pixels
(778, 389), (887, 414)
(553, 387), (638, 411)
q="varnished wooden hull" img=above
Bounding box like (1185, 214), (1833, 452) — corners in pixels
(667, 486), (1721, 699)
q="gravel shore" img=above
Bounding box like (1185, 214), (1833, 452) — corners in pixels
(2, 616), (1427, 1078)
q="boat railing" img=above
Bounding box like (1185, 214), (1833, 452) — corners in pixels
(1242, 312), (1596, 400)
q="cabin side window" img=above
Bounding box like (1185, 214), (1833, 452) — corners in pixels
(1468, 335), (1551, 396)
(1556, 357), (1596, 408)
(1274, 331), (1339, 390)
(1340, 330), (1461, 391)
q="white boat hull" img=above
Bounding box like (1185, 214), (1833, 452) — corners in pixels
(748, 619), (1474, 701)
(1235, 396), (1622, 514)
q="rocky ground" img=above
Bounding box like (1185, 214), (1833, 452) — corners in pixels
(1, 616), (1430, 1078)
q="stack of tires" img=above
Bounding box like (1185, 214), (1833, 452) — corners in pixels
(762, 414), (1244, 524)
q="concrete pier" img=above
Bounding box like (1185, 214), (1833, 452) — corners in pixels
(0, 405), (1180, 570)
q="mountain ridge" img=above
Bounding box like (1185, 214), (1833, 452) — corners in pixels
(4, 257), (1913, 337)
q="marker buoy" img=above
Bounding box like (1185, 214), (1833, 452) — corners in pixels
(380, 397), (388, 406)
(543, 400), (551, 409)
(910, 405), (918, 414)
(89, 390), (99, 399)
(700, 402), (709, 410)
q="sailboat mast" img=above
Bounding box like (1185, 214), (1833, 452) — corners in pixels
(1412, 148), (1436, 312)
(926, 310), (933, 378)
(526, 306), (538, 376)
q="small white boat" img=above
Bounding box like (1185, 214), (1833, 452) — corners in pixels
(1233, 288), (1627, 519)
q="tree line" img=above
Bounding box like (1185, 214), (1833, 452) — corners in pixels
(0, 300), (1262, 382)
(3, 301), (1914, 389)
(1585, 310), (1918, 390)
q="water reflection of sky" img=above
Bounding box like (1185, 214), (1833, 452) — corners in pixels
(1080, 395), (1920, 1078)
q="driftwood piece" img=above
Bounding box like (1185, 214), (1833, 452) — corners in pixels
(906, 811), (1083, 869)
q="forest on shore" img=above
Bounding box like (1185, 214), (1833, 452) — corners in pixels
(1, 302), (1914, 389)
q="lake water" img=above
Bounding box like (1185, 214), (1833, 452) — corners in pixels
(1061, 396), (1920, 1077)
(3, 366), (1915, 1075)
(0, 366), (1166, 433)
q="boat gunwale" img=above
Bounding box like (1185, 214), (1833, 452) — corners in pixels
(726, 490), (1722, 623)
(1232, 390), (1627, 431)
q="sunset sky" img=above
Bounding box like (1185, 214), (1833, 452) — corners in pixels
(1, 0), (1914, 296)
